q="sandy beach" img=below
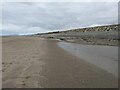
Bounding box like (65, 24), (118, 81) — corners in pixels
(58, 42), (118, 77)
(2, 36), (118, 88)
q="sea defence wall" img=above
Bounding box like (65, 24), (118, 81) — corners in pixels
(36, 24), (119, 46)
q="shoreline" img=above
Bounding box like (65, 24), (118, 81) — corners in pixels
(2, 36), (118, 88)
(58, 41), (118, 77)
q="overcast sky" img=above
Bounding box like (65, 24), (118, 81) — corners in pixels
(1, 2), (118, 35)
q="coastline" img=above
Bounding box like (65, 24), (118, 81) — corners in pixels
(58, 41), (118, 77)
(2, 36), (118, 88)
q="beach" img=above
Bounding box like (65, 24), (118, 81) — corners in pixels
(2, 36), (118, 88)
(58, 42), (118, 77)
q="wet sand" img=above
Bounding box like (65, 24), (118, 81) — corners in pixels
(58, 42), (118, 77)
(2, 36), (118, 88)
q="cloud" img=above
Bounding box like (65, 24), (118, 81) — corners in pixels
(2, 23), (49, 35)
(2, 2), (118, 35)
(1, 0), (119, 2)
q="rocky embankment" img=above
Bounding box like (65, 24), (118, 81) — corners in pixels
(35, 24), (119, 46)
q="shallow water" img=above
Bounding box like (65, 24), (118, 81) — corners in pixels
(58, 42), (118, 77)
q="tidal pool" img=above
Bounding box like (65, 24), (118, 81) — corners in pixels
(58, 42), (118, 77)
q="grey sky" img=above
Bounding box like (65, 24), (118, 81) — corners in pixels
(2, 2), (118, 35)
